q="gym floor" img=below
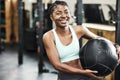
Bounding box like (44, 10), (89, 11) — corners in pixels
(0, 45), (57, 80)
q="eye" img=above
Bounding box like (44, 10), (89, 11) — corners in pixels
(64, 10), (70, 14)
(56, 12), (61, 15)
(65, 11), (68, 14)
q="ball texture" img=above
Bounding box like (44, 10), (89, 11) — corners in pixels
(79, 38), (118, 77)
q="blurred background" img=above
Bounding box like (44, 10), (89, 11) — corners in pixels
(0, 0), (119, 80)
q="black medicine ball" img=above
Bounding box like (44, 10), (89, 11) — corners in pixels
(79, 38), (118, 77)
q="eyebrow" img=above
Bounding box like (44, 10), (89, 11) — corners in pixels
(54, 9), (69, 13)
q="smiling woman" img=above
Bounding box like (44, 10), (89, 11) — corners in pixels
(42, 1), (120, 80)
(49, 1), (71, 28)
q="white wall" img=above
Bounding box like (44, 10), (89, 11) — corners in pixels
(83, 0), (116, 4)
(58, 0), (116, 16)
(22, 0), (117, 28)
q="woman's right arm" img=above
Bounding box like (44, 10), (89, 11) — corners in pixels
(42, 31), (99, 79)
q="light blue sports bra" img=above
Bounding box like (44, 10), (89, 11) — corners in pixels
(52, 25), (80, 63)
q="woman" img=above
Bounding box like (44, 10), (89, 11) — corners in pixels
(43, 1), (120, 80)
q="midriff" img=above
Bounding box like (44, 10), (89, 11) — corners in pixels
(63, 59), (83, 69)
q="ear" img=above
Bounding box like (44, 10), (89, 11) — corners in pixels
(50, 15), (53, 20)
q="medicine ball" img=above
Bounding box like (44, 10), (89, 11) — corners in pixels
(79, 38), (118, 77)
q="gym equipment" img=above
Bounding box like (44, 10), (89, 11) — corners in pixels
(18, 0), (23, 65)
(79, 38), (118, 77)
(115, 0), (120, 80)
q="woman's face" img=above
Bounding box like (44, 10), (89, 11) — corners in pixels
(50, 5), (71, 28)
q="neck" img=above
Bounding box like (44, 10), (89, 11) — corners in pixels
(55, 25), (70, 36)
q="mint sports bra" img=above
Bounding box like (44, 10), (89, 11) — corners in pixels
(52, 25), (80, 63)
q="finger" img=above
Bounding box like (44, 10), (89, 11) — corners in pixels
(86, 69), (98, 73)
(116, 49), (120, 54)
(117, 47), (120, 54)
(118, 58), (120, 64)
(92, 71), (98, 73)
(89, 73), (99, 79)
(115, 45), (120, 53)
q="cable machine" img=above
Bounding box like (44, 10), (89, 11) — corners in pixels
(75, 0), (83, 47)
(37, 0), (44, 73)
(18, 0), (23, 65)
(0, 12), (1, 53)
(37, 0), (49, 73)
(115, 0), (120, 79)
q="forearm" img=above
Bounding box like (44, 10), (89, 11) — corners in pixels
(54, 62), (84, 74)
(54, 63), (99, 79)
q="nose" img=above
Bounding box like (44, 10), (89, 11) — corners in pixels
(61, 13), (67, 18)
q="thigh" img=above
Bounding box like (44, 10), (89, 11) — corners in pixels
(57, 72), (92, 80)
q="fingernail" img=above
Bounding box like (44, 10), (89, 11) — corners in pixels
(95, 71), (98, 73)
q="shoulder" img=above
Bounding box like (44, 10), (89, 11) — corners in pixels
(43, 30), (54, 43)
(70, 24), (85, 31)
(72, 25), (87, 36)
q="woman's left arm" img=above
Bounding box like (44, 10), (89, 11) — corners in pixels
(76, 25), (100, 39)
(77, 25), (120, 63)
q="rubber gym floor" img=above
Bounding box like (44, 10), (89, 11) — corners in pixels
(0, 45), (58, 80)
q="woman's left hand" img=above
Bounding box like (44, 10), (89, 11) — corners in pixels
(115, 44), (120, 64)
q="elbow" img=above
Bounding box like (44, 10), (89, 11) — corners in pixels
(53, 63), (62, 71)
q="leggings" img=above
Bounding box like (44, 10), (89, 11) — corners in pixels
(57, 72), (99, 80)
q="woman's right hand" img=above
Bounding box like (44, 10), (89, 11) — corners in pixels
(84, 69), (103, 79)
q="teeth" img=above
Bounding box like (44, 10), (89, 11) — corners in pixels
(60, 20), (67, 23)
